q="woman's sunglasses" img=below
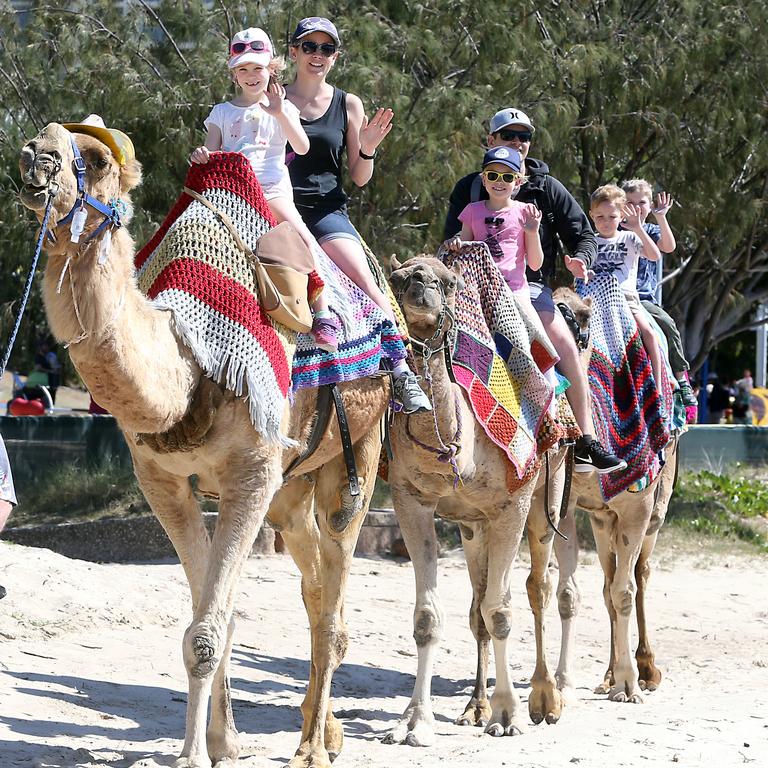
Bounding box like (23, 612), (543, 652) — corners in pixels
(497, 129), (532, 142)
(482, 170), (522, 183)
(298, 40), (338, 56)
(230, 40), (271, 55)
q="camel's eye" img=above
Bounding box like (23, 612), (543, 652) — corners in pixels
(95, 156), (109, 169)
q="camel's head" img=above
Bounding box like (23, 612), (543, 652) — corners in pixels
(18, 121), (142, 236)
(389, 254), (464, 339)
(552, 286), (592, 351)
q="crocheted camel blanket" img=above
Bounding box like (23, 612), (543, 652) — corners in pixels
(576, 272), (672, 500)
(135, 152), (406, 444)
(438, 243), (563, 480)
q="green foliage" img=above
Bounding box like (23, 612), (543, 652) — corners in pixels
(668, 467), (768, 549)
(10, 460), (149, 526)
(1, 0), (766, 377)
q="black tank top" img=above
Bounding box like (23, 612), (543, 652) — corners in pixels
(288, 87), (348, 212)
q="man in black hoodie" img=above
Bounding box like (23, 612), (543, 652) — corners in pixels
(444, 107), (625, 474)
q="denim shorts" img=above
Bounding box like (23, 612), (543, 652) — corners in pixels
(529, 282), (556, 314)
(298, 207), (361, 245)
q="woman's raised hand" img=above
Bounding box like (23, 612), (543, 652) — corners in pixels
(359, 108), (394, 156)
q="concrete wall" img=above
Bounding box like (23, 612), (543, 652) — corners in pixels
(678, 425), (768, 470)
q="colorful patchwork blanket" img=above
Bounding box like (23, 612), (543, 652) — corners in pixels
(438, 243), (562, 480)
(576, 272), (672, 500)
(135, 152), (406, 444)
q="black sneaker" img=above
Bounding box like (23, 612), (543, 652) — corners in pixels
(677, 379), (698, 408)
(574, 437), (627, 474)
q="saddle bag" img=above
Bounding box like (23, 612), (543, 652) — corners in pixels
(183, 187), (314, 333)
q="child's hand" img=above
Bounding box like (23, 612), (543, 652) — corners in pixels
(622, 203), (644, 232)
(190, 146), (211, 164)
(444, 236), (463, 252)
(522, 204), (542, 232)
(359, 107), (394, 157)
(652, 191), (673, 218)
(565, 255), (589, 283)
(261, 79), (286, 116)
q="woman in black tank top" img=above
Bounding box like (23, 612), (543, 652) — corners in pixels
(285, 16), (431, 414)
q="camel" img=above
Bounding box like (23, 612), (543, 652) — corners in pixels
(382, 255), (567, 745)
(551, 286), (680, 703)
(18, 121), (389, 768)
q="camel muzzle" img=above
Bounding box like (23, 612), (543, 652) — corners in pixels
(18, 145), (62, 210)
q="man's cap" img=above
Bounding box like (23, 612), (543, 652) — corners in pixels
(291, 17), (340, 46)
(62, 114), (135, 166)
(489, 107), (535, 134)
(228, 28), (273, 69)
(482, 146), (522, 173)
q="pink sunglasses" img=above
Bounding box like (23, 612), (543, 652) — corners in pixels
(230, 40), (271, 55)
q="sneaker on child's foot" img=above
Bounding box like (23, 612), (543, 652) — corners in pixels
(574, 437), (627, 474)
(393, 371), (432, 414)
(677, 378), (698, 408)
(311, 315), (339, 353)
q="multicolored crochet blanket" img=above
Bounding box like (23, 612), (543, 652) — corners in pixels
(438, 243), (562, 480)
(135, 153), (295, 445)
(576, 272), (672, 500)
(135, 152), (407, 443)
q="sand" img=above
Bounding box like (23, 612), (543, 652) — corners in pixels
(1, 539), (767, 768)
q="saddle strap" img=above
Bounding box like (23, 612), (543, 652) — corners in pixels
(331, 384), (360, 497)
(559, 441), (575, 520)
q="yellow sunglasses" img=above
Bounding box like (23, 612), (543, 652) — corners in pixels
(482, 169), (522, 183)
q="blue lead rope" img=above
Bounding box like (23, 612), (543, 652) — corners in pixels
(0, 191), (57, 380)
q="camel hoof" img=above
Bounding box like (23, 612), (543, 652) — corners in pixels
(594, 680), (612, 695)
(485, 722), (522, 737)
(639, 678), (659, 692)
(530, 711), (544, 725)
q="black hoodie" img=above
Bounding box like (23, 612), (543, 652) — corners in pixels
(443, 157), (597, 286)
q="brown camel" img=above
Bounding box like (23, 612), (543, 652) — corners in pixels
(551, 287), (679, 704)
(18, 121), (388, 768)
(382, 255), (566, 745)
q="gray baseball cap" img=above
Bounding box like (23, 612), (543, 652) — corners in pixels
(291, 17), (340, 46)
(489, 107), (535, 134)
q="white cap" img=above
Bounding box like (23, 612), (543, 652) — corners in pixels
(489, 107), (535, 134)
(228, 28), (273, 69)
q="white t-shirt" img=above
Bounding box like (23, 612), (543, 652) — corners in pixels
(594, 231), (645, 293)
(205, 100), (299, 194)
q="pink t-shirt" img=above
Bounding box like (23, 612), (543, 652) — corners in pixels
(458, 201), (529, 290)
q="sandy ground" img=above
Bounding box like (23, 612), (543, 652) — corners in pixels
(1, 538), (767, 768)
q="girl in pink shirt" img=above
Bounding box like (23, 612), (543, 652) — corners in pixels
(446, 146), (545, 320)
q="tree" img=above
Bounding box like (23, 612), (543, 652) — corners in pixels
(1, 0), (765, 378)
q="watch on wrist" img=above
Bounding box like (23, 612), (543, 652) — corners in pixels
(359, 148), (376, 160)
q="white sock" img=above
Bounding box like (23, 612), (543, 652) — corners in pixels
(393, 359), (410, 377)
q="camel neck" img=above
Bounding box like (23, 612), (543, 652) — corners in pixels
(43, 228), (197, 433)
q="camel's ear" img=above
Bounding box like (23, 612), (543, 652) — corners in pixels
(390, 254), (403, 272)
(583, 296), (593, 309)
(450, 264), (465, 293)
(119, 158), (142, 195)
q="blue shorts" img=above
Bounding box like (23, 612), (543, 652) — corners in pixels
(299, 207), (361, 245)
(529, 282), (556, 314)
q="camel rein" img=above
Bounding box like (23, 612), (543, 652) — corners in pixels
(401, 279), (464, 489)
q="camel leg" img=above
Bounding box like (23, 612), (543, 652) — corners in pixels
(267, 475), (345, 757)
(553, 495), (581, 701)
(636, 449), (675, 691)
(179, 449), (282, 768)
(382, 483), (441, 747)
(481, 491), (531, 737)
(590, 508), (618, 695)
(455, 522), (492, 727)
(526, 479), (562, 725)
(289, 431), (380, 768)
(131, 451), (240, 766)
(598, 499), (654, 703)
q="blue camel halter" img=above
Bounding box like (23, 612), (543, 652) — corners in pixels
(48, 136), (122, 243)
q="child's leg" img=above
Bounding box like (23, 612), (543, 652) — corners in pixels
(642, 300), (689, 379)
(266, 196), (330, 314)
(320, 237), (399, 325)
(634, 309), (665, 387)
